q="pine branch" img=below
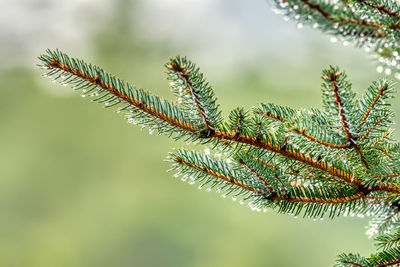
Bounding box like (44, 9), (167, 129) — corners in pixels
(38, 6), (400, 260)
(38, 50), (201, 139)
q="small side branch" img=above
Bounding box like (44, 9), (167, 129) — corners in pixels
(324, 71), (353, 143)
(173, 156), (264, 194)
(237, 158), (275, 193)
(300, 0), (386, 37)
(47, 58), (200, 134)
(168, 61), (215, 134)
(356, 0), (400, 18)
(261, 110), (348, 149)
(359, 85), (387, 130)
(358, 114), (389, 142)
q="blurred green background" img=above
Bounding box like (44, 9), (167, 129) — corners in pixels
(1, 0), (399, 266)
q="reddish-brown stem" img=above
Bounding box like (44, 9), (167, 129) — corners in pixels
(343, 261), (363, 267)
(372, 173), (400, 178)
(377, 258), (400, 267)
(380, 236), (400, 245)
(370, 131), (391, 148)
(325, 71), (353, 143)
(272, 191), (364, 204)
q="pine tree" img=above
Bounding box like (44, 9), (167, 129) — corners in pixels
(38, 1), (400, 265)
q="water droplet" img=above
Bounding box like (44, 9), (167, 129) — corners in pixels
(232, 196), (237, 201)
(198, 185), (203, 190)
(294, 216), (298, 219)
(240, 200), (244, 205)
(263, 208), (268, 213)
(296, 23), (303, 29)
(226, 158), (232, 164)
(271, 7), (280, 14)
(216, 188), (221, 194)
(222, 194), (227, 198)
(204, 148), (210, 155)
(283, 16), (289, 21)
(385, 68), (391, 75)
(343, 40), (349, 46)
(330, 37), (337, 43)
(313, 23), (318, 28)
(128, 118), (138, 125)
(81, 94), (86, 98)
(207, 187), (212, 192)
(189, 179), (195, 185)
(376, 66), (383, 73)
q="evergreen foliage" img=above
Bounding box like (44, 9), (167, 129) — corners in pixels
(38, 1), (400, 265)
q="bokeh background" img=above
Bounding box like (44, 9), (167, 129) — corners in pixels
(1, 0), (398, 266)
